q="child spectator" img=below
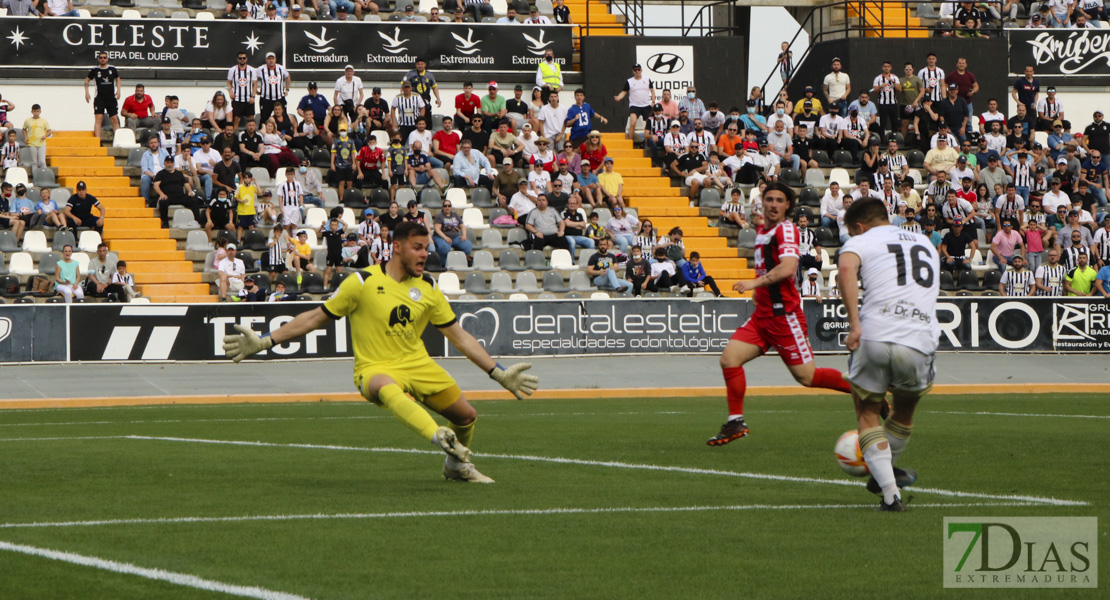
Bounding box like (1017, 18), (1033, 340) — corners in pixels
(720, 187), (749, 229)
(625, 245), (649, 296)
(576, 162), (600, 207)
(681, 251), (724, 297)
(342, 232), (369, 269)
(206, 188), (235, 242)
(22, 104), (51, 169)
(387, 134), (408, 201)
(369, 226), (391, 264)
(111, 261), (139, 302)
(648, 246), (678, 292)
(553, 0), (571, 23)
(801, 267), (823, 302)
(2, 130), (20, 170)
(585, 211), (607, 245)
(234, 170), (259, 239)
(11, 185), (43, 232)
(0, 93), (13, 129)
(289, 229), (317, 284)
(266, 226), (291, 280)
(320, 218), (346, 284)
(237, 275), (265, 302)
(35, 188), (65, 229)
(268, 280), (297, 302)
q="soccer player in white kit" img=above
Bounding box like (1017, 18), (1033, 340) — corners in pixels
(837, 198), (940, 512)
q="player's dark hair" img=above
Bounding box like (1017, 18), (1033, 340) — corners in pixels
(843, 198), (889, 228)
(118, 261), (127, 268)
(762, 181), (796, 214)
(393, 220), (428, 242)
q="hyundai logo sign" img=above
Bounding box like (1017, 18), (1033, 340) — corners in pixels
(647, 53), (684, 74)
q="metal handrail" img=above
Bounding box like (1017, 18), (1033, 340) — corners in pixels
(583, 0), (746, 38)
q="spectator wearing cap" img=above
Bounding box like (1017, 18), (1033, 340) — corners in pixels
(566, 88), (608, 150)
(63, 181), (107, 234)
(554, 155), (576, 190)
(286, 3), (308, 20)
(392, 81), (427, 148)
(406, 140), (445, 190)
(940, 216), (978, 271)
(296, 82), (331, 133)
(218, 243), (246, 301)
(613, 64), (655, 140)
(950, 155), (975, 187)
(254, 51), (290, 126)
(325, 0), (355, 20)
(839, 106), (869, 161)
(524, 5), (551, 23)
(924, 134), (959, 178)
(1036, 85), (1068, 132)
(480, 81), (508, 131)
(360, 86), (391, 135)
(979, 153), (1011, 193)
(238, 275), (265, 302)
(794, 86), (825, 117)
(404, 57), (441, 122)
(508, 179), (537, 223)
(334, 65), (364, 121)
(399, 3), (418, 20)
(493, 155), (524, 206)
(1047, 119), (1076, 161)
(579, 130), (608, 173)
(452, 138), (493, 192)
(1083, 110), (1110, 155)
(153, 157), (201, 230)
(846, 91), (881, 138)
(823, 57), (852, 115)
(504, 84), (530, 130)
(1052, 155), (1075, 195)
(597, 156), (626, 209)
(575, 161), (601, 208)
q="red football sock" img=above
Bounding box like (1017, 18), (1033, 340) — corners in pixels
(812, 368), (851, 393)
(722, 366), (746, 419)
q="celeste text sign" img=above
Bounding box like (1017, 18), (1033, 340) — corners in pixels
(1009, 29), (1110, 76)
(0, 17), (571, 73)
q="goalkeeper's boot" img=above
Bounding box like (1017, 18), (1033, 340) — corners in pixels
(443, 460), (495, 484)
(707, 418), (749, 446)
(867, 467), (917, 495)
(877, 496), (907, 512)
(433, 426), (472, 462)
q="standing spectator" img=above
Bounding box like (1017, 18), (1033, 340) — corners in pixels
(84, 243), (125, 301)
(330, 125), (356, 200)
(1036, 86), (1068, 131)
(451, 139), (492, 191)
(234, 170), (260, 237)
(940, 217), (978, 271)
(871, 61), (902, 135)
(84, 51), (121, 139)
(43, 0), (79, 15)
(1048, 0), (1074, 27)
(597, 156), (626, 209)
(565, 89), (606, 151)
(255, 51), (290, 126)
(334, 65), (363, 121)
(297, 82), (331, 131)
(403, 57), (441, 119)
(605, 204), (637, 253)
(1065, 252), (1097, 295)
(553, 0), (571, 23)
(823, 57), (852, 115)
(213, 147), (242, 200)
(153, 158), (199, 229)
(991, 219), (1025, 271)
(587, 237), (632, 293)
(1094, 215), (1110, 267)
(3, 0), (41, 14)
(238, 119), (264, 173)
(1, 129), (18, 170)
(946, 58), (978, 136)
(938, 85), (969, 142)
(432, 200), (472, 261)
(121, 84), (158, 130)
(1095, 253), (1110, 297)
(54, 245), (83, 303)
(225, 56), (260, 133)
(391, 81), (425, 145)
(453, 81), (483, 132)
(218, 244), (246, 301)
(613, 64), (654, 141)
(276, 168), (304, 234)
(1083, 110), (1110, 156)
(63, 181), (107, 234)
(535, 49), (563, 104)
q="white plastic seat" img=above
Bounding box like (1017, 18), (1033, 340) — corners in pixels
(828, 168), (851, 189)
(970, 248), (991, 272)
(73, 252), (91, 274)
(819, 248), (834, 271)
(22, 230), (48, 253)
(472, 250), (497, 272)
(508, 292), (529, 300)
(462, 207), (488, 231)
(4, 167), (29, 187)
(304, 207), (328, 230)
(341, 207), (358, 230)
(515, 271), (540, 292)
(130, 297), (152, 303)
(549, 248), (576, 270)
(590, 291), (610, 299)
(437, 272), (462, 295)
(274, 167), (288, 183)
(111, 128), (140, 149)
(249, 168), (273, 188)
(445, 250), (472, 271)
(446, 187), (471, 209)
(185, 230), (214, 251)
(121, 9), (141, 19)
(77, 231), (102, 253)
(298, 228), (322, 250)
(825, 269), (840, 294)
(195, 11), (215, 20)
(171, 209), (200, 230)
(480, 229), (505, 249)
(8, 252), (37, 275)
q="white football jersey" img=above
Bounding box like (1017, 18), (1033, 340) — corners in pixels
(840, 225), (941, 354)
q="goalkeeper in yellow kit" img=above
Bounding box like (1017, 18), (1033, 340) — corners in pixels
(222, 221), (539, 483)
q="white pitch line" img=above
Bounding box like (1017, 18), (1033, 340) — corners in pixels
(125, 436), (1089, 507)
(0, 502), (1043, 530)
(929, 410), (1110, 420)
(0, 435), (129, 443)
(0, 540), (311, 600)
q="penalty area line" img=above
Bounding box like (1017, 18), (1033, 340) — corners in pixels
(124, 436), (1089, 508)
(0, 540), (310, 600)
(0, 502), (1046, 530)
(928, 410), (1110, 420)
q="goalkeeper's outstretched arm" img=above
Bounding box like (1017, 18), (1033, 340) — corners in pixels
(222, 307), (330, 362)
(438, 322), (539, 400)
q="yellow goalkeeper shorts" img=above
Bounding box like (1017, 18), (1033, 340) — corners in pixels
(354, 359), (462, 412)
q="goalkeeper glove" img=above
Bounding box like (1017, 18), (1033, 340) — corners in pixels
(221, 324), (273, 363)
(488, 362), (539, 400)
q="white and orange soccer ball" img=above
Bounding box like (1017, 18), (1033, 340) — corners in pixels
(834, 430), (870, 477)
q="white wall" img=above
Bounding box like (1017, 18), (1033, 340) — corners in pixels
(747, 7), (809, 98)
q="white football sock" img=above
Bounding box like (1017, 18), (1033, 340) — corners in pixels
(728, 414), (743, 422)
(863, 444), (899, 505)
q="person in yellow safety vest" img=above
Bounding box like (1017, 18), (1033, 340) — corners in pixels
(535, 49), (563, 106)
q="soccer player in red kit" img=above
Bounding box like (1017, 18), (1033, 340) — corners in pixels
(708, 181), (852, 445)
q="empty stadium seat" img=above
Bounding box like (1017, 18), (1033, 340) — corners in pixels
(51, 230), (77, 252)
(311, 148), (331, 168)
(737, 229), (757, 250)
(73, 252), (91, 274)
(0, 231), (19, 252)
(37, 252), (61, 275)
(828, 168), (851, 188)
(549, 249), (576, 270)
(250, 168), (273, 187)
(508, 292), (529, 300)
(780, 168), (802, 187)
(4, 167), (28, 187)
(420, 188), (443, 208)
(302, 272), (326, 294)
(445, 187), (471, 209)
(812, 149), (832, 168)
(524, 250), (550, 271)
(833, 150), (856, 167)
(304, 207), (328, 230)
(481, 229), (506, 249)
(7, 252), (36, 276)
(592, 208), (612, 227)
(437, 272), (462, 295)
(577, 249), (597, 269)
(462, 207), (488, 231)
(804, 169), (826, 187)
(800, 186), (821, 208)
(489, 272), (514, 293)
(22, 231), (48, 253)
(590, 291), (610, 299)
(699, 188), (722, 208)
(982, 270), (1003, 290)
(172, 209), (200, 230)
(341, 207), (358, 230)
(244, 229), (268, 251)
(112, 128), (139, 148)
(424, 251), (445, 272)
(186, 230), (214, 251)
(329, 272), (349, 291)
(342, 189), (367, 209)
(369, 189), (391, 209)
(33, 167), (58, 189)
(472, 250), (497, 272)
(499, 250), (525, 271)
(505, 228), (527, 246)
(569, 271), (596, 292)
(514, 271), (540, 293)
(906, 149), (925, 168)
(939, 271), (957, 291)
(463, 272), (489, 295)
(445, 251), (471, 272)
(470, 188), (494, 208)
(395, 188), (416, 207)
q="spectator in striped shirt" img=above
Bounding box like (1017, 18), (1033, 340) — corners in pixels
(999, 255), (1034, 296)
(720, 188), (749, 229)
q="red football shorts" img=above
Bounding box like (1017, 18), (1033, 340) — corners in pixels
(730, 311), (815, 366)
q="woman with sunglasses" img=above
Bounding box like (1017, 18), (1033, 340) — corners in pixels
(579, 130), (608, 172)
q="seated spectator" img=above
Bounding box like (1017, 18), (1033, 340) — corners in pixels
(720, 187), (750, 229)
(674, 141), (709, 201)
(493, 157), (523, 206)
(681, 251), (723, 297)
(561, 195), (593, 256)
(354, 137), (385, 189)
(111, 261), (139, 301)
(237, 275), (265, 302)
(585, 210), (608, 246)
(261, 120), (298, 177)
(587, 237), (632, 292)
(941, 217), (978, 271)
(433, 200), (473, 262)
(452, 139), (493, 191)
(576, 162), (601, 207)
(406, 140), (446, 190)
(207, 188), (236, 242)
(991, 219), (1025, 271)
(921, 218), (942, 248)
(647, 246), (679, 292)
(64, 181), (106, 234)
(1096, 255), (1110, 297)
(121, 84), (159, 130)
(433, 117), (462, 168)
(10, 184), (44, 232)
(597, 156), (627, 209)
(218, 243), (246, 301)
(489, 119), (525, 167)
(154, 157), (199, 229)
(625, 245), (649, 296)
(0, 184), (26, 241)
(801, 267), (823, 302)
(605, 205), (637, 253)
(35, 188), (65, 229)
(820, 181), (845, 230)
(999, 255), (1035, 296)
(634, 219), (658, 254)
(528, 158), (552, 196)
(524, 194), (569, 251)
(54, 245), (83, 303)
(192, 136), (221, 202)
(84, 243), (126, 301)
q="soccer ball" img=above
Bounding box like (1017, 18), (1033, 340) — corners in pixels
(834, 430), (870, 477)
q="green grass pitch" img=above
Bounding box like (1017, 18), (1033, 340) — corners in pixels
(0, 393), (1105, 599)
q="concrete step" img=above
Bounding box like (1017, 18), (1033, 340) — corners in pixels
(49, 157), (116, 168)
(47, 138), (101, 148)
(46, 148), (106, 157)
(148, 294), (218, 303)
(56, 167), (125, 178)
(701, 258), (749, 271)
(114, 249), (186, 261)
(125, 261), (196, 274)
(140, 283), (210, 296)
(59, 176), (131, 188)
(134, 272), (204, 284)
(683, 236), (727, 248)
(103, 228), (170, 239)
(632, 207), (700, 217)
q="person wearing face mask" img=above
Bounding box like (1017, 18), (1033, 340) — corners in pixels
(740, 99), (768, 140)
(678, 86), (705, 120)
(295, 158), (325, 208)
(792, 85), (824, 116)
(535, 49), (563, 106)
(700, 102), (726, 138)
(766, 101), (794, 136)
(795, 100), (820, 139)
